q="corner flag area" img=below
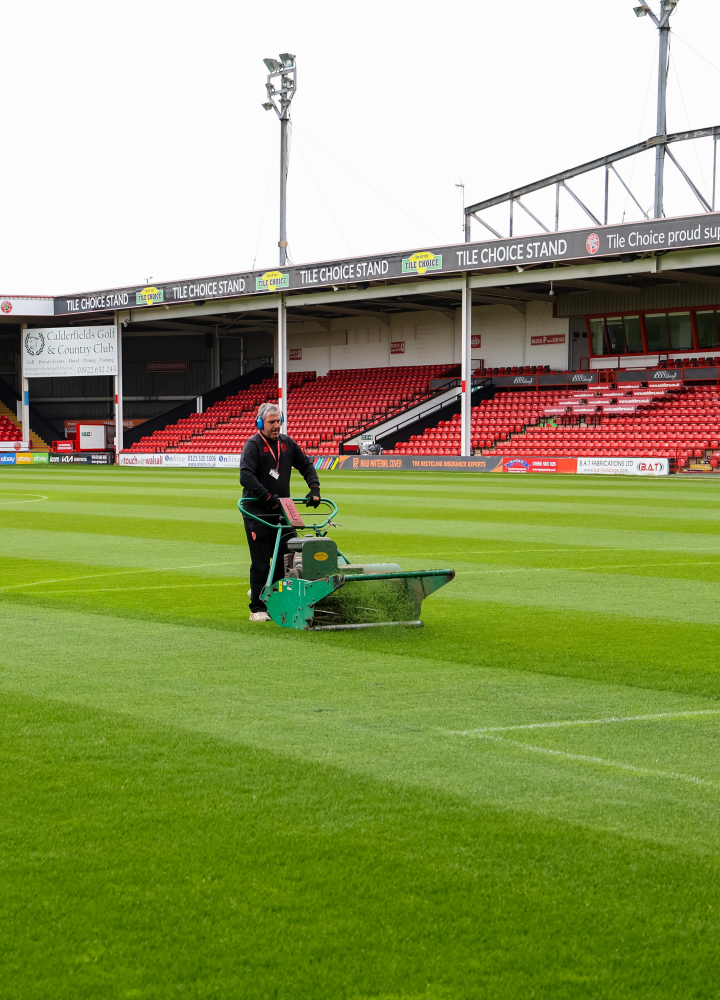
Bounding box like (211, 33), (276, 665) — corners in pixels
(2, 466), (720, 997)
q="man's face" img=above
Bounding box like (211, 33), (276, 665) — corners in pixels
(262, 412), (282, 441)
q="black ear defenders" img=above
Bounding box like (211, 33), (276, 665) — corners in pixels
(256, 409), (285, 430)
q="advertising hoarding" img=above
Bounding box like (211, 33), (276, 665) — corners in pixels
(54, 212), (720, 316)
(23, 326), (117, 378)
(577, 457), (669, 476)
(114, 452), (674, 475)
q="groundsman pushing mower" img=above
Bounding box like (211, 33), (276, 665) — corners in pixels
(237, 495), (455, 630)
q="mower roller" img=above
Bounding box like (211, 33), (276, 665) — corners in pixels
(238, 496), (455, 630)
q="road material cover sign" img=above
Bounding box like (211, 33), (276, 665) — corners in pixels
(23, 326), (117, 378)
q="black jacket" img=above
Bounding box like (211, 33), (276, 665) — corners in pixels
(240, 433), (320, 504)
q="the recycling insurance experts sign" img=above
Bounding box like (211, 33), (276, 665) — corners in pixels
(54, 211), (720, 316)
(23, 326), (118, 378)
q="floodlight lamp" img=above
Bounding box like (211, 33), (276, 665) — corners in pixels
(281, 76), (293, 89)
(262, 102), (274, 111)
(279, 53), (296, 67)
(264, 57), (282, 72)
(661, 0), (676, 9)
(280, 97), (291, 107)
(634, 5), (649, 15)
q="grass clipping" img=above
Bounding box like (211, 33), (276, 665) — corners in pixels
(312, 577), (419, 626)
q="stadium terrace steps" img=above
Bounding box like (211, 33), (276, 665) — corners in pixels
(387, 384), (720, 468)
(123, 365), (457, 456)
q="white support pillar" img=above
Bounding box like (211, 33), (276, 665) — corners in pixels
(212, 325), (221, 388)
(277, 294), (287, 430)
(114, 313), (124, 459)
(20, 323), (30, 445)
(460, 275), (472, 456)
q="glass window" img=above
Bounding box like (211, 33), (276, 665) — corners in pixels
(668, 312), (693, 350)
(696, 311), (719, 349)
(624, 316), (643, 353)
(589, 318), (606, 355)
(605, 317), (625, 354)
(645, 313), (670, 351)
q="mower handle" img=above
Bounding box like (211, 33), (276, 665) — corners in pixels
(237, 496), (338, 531)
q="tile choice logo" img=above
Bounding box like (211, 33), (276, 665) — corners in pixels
(136, 286), (164, 307)
(256, 270), (289, 292)
(401, 251), (442, 277)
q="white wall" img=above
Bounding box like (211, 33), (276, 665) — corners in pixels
(523, 301), (571, 370)
(285, 305), (570, 374)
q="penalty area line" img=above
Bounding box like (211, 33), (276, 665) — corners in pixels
(451, 709), (720, 736)
(476, 734), (718, 789)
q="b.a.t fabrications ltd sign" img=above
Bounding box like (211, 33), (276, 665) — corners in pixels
(54, 211), (720, 316)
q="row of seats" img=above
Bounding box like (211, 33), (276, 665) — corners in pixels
(387, 390), (564, 454)
(127, 373), (314, 453)
(387, 385), (720, 467)
(125, 365), (455, 454)
(474, 365), (552, 376)
(651, 357), (720, 368)
(291, 365), (455, 453)
(0, 414), (21, 440)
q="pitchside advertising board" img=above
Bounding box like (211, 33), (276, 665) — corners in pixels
(54, 212), (720, 315)
(115, 453), (670, 475)
(23, 326), (118, 378)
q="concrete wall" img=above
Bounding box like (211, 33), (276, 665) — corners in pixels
(285, 304), (570, 375)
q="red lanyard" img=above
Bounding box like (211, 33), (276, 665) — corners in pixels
(261, 434), (280, 469)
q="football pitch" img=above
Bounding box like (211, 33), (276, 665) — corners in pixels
(2, 466), (720, 998)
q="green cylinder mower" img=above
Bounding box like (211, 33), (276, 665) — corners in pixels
(238, 495), (455, 630)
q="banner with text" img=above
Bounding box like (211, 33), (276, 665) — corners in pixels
(55, 212), (720, 315)
(23, 326), (118, 378)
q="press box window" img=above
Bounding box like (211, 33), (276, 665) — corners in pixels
(696, 311), (720, 349)
(589, 315), (642, 355)
(644, 313), (671, 352)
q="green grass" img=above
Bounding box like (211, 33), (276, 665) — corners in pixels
(2, 467), (720, 998)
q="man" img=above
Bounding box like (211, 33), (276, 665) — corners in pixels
(240, 402), (321, 622)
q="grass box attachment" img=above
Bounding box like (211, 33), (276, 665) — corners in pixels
(237, 496), (455, 631)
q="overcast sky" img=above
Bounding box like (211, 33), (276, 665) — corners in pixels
(2, 0), (719, 296)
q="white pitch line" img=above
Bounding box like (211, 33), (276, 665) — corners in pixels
(477, 734), (717, 789)
(461, 561), (713, 577)
(28, 582), (240, 595)
(480, 734), (717, 787)
(452, 709), (720, 736)
(0, 561), (241, 592)
(0, 494), (48, 504)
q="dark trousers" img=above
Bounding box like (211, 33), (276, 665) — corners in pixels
(243, 517), (296, 612)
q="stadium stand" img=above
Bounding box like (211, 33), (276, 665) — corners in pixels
(126, 374), (312, 453)
(386, 383), (720, 467)
(291, 365), (456, 454)
(0, 400), (49, 449)
(0, 411), (21, 441)
(125, 364), (456, 454)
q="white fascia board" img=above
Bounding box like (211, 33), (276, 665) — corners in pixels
(0, 296), (55, 317)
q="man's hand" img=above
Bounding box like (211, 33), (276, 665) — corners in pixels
(305, 488), (321, 508)
(264, 494), (281, 511)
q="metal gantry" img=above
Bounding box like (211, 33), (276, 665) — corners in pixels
(463, 1), (720, 241)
